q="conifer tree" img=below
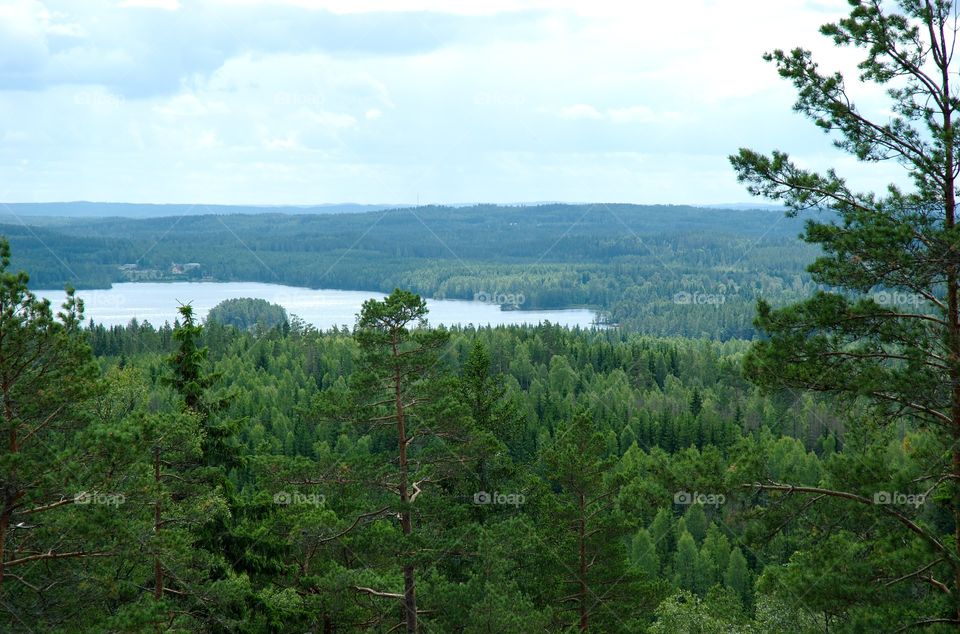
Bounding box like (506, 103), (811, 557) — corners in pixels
(629, 528), (660, 580)
(542, 409), (652, 632)
(674, 530), (702, 594)
(731, 0), (960, 626)
(724, 547), (751, 607)
(0, 240), (121, 630)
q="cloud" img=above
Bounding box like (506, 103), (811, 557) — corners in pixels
(0, 0), (906, 206)
(312, 110), (357, 128)
(0, 1), (555, 97)
(608, 105), (683, 124)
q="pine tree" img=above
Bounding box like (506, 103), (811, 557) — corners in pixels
(689, 388), (703, 417)
(683, 503), (708, 544)
(543, 409), (650, 632)
(459, 340), (522, 494)
(287, 290), (480, 633)
(730, 0), (960, 626)
(167, 304), (240, 470)
(649, 507), (674, 562)
(630, 528), (660, 580)
(162, 304), (278, 631)
(699, 524), (731, 589)
(0, 240), (121, 629)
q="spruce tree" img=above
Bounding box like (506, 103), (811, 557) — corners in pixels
(724, 547), (751, 607)
(674, 530), (702, 594)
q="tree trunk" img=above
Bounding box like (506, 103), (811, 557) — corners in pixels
(393, 335), (417, 633)
(153, 446), (164, 600)
(0, 388), (15, 593)
(937, 22), (960, 621)
(578, 491), (588, 632)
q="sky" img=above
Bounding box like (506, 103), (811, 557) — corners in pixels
(0, 0), (909, 205)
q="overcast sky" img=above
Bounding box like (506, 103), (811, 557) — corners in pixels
(0, 0), (907, 205)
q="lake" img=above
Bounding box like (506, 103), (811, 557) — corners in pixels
(33, 282), (600, 330)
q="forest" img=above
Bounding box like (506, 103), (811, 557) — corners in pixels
(1, 203), (818, 340)
(0, 261), (954, 632)
(5, 0), (960, 632)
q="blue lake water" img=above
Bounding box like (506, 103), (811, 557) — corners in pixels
(34, 282), (599, 330)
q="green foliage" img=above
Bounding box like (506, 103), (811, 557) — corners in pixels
(2, 208), (933, 631)
(673, 531), (703, 594)
(0, 239), (114, 631)
(731, 0), (960, 628)
(724, 547), (751, 608)
(207, 297), (288, 332)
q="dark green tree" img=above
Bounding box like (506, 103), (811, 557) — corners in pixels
(207, 297), (288, 332)
(167, 304), (241, 470)
(294, 289), (479, 633)
(542, 409), (655, 632)
(0, 240), (123, 630)
(164, 304), (278, 631)
(731, 0), (960, 627)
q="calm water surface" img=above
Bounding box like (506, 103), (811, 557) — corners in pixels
(34, 282), (599, 329)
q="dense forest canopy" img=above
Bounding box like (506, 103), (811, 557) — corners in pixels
(0, 265), (946, 632)
(207, 298), (289, 332)
(3, 268), (851, 632)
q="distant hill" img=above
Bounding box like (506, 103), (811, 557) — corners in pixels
(700, 202), (786, 211)
(0, 202), (403, 219)
(0, 201), (793, 219)
(0, 202), (816, 339)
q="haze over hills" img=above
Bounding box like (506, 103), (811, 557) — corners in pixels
(0, 201), (785, 219)
(0, 202), (402, 218)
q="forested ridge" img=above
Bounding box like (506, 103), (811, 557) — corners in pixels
(2, 204), (818, 339)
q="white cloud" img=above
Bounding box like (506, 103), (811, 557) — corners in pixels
(555, 104), (683, 125)
(153, 93), (229, 117)
(0, 0), (904, 205)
